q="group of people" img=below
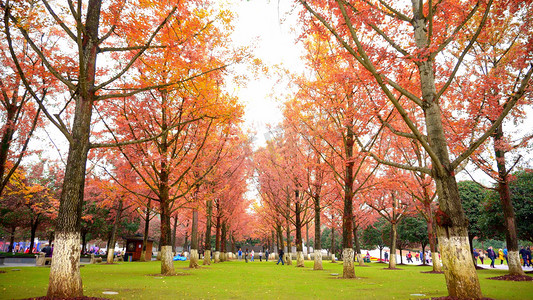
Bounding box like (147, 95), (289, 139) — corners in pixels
(237, 248), (270, 263)
(473, 246), (532, 268)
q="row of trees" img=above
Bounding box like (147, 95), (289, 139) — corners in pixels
(0, 0), (257, 298)
(253, 0), (532, 298)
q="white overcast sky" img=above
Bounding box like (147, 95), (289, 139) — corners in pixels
(227, 0), (305, 147)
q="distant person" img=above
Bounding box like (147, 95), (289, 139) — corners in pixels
(498, 249), (504, 265)
(238, 248), (242, 260)
(384, 250), (389, 263)
(259, 250), (263, 262)
(406, 251), (413, 263)
(526, 247), (532, 267)
(473, 249), (479, 266)
(479, 249), (485, 265)
(265, 249), (269, 262)
(41, 244), (53, 257)
(245, 249), (249, 263)
(277, 249), (284, 265)
(251, 249), (255, 262)
(487, 246), (496, 268)
(503, 248), (508, 265)
(415, 252), (419, 262)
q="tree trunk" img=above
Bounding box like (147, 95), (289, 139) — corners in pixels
(389, 221), (397, 269)
(353, 221), (364, 266)
(47, 2), (101, 297)
(295, 197), (305, 267)
(81, 229), (87, 254)
(221, 221), (227, 262)
(0, 104), (17, 194)
(8, 226), (15, 252)
(330, 226), (336, 263)
(493, 125), (525, 276)
(342, 124), (355, 278)
(29, 215), (40, 254)
(189, 208), (199, 268)
(107, 199), (123, 264)
(285, 221), (292, 265)
(171, 214), (177, 253)
(306, 222), (310, 258)
(214, 201), (221, 263)
(159, 170), (175, 275)
(411, 1), (481, 296)
(313, 195), (323, 270)
(426, 202), (442, 272)
(203, 200), (212, 265)
(140, 199), (151, 262)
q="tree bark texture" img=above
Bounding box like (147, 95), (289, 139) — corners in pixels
(493, 125), (524, 276)
(388, 222), (397, 269)
(353, 222), (364, 266)
(295, 197), (304, 267)
(189, 209), (199, 268)
(107, 199), (123, 264)
(342, 124), (355, 278)
(313, 195), (323, 270)
(412, 0), (481, 296)
(47, 1), (101, 296)
(203, 200), (213, 265)
(140, 199), (151, 262)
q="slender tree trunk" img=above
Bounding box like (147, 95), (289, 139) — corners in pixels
(493, 125), (525, 276)
(295, 197), (305, 267)
(313, 195), (323, 270)
(8, 226), (15, 252)
(107, 199), (123, 264)
(159, 183), (175, 275)
(189, 208), (199, 268)
(342, 125), (355, 278)
(47, 2), (102, 296)
(221, 221), (227, 262)
(203, 200), (212, 265)
(81, 229), (87, 254)
(214, 203), (221, 263)
(425, 202), (442, 272)
(306, 222), (310, 259)
(285, 220), (292, 265)
(352, 218), (364, 266)
(331, 226), (336, 263)
(0, 104), (17, 193)
(171, 214), (177, 253)
(389, 221), (397, 269)
(140, 200), (151, 262)
(29, 215), (40, 254)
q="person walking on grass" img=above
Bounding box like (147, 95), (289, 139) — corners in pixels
(487, 246), (496, 268)
(498, 248), (504, 265)
(259, 250), (263, 262)
(473, 249), (479, 266)
(245, 249), (249, 263)
(406, 251), (413, 263)
(479, 249), (485, 265)
(277, 248), (284, 265)
(265, 249), (269, 262)
(238, 248), (242, 260)
(251, 249), (255, 262)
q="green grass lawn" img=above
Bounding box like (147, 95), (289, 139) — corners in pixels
(1, 260), (532, 299)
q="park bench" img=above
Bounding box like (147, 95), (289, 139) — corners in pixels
(35, 253), (52, 266)
(90, 254), (103, 264)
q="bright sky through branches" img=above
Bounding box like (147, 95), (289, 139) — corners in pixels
(228, 0), (304, 148)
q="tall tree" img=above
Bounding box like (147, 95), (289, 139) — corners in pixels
(297, 1), (532, 297)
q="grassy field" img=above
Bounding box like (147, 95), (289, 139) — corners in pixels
(1, 260), (532, 299)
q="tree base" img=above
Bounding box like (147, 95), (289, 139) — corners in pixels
(342, 248), (355, 278)
(47, 231), (83, 298)
(160, 246), (175, 275)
